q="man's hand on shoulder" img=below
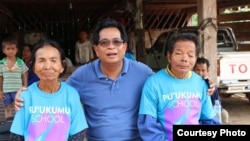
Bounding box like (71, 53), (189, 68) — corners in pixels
(15, 87), (27, 111)
(204, 76), (216, 95)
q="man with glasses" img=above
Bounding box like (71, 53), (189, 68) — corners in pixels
(67, 19), (154, 140)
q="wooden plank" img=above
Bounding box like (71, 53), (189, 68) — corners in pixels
(168, 9), (180, 29)
(175, 12), (186, 28)
(155, 10), (168, 29)
(144, 9), (157, 29)
(0, 3), (12, 17)
(0, 103), (5, 121)
(144, 4), (196, 10)
(218, 12), (250, 22)
(162, 10), (175, 29)
(149, 9), (164, 29)
(21, 11), (35, 30)
(219, 22), (250, 32)
(238, 44), (250, 51)
(135, 0), (145, 62)
(0, 103), (16, 121)
(234, 31), (250, 41)
(218, 0), (250, 9)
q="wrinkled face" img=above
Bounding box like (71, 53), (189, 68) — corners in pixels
(3, 44), (18, 57)
(194, 63), (209, 77)
(93, 27), (127, 64)
(34, 45), (64, 82)
(22, 46), (32, 59)
(167, 40), (197, 78)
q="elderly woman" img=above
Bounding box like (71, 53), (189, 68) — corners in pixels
(10, 39), (88, 141)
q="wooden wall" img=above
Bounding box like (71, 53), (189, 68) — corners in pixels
(218, 11), (250, 51)
(0, 103), (5, 121)
(0, 103), (16, 121)
(144, 29), (169, 49)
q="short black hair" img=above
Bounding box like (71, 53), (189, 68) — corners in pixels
(30, 38), (66, 76)
(23, 43), (34, 51)
(1, 35), (18, 49)
(92, 18), (128, 45)
(166, 33), (201, 56)
(196, 57), (210, 68)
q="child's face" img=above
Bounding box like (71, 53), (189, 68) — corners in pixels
(3, 44), (18, 57)
(79, 31), (88, 41)
(194, 63), (209, 77)
(22, 46), (32, 59)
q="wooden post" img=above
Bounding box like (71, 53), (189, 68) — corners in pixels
(197, 0), (217, 82)
(134, 0), (146, 63)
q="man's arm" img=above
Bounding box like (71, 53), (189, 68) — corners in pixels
(14, 87), (27, 111)
(138, 115), (166, 141)
(204, 77), (216, 95)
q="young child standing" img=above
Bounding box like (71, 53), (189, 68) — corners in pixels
(0, 35), (28, 120)
(193, 57), (229, 124)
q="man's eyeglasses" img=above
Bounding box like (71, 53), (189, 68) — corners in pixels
(98, 39), (124, 47)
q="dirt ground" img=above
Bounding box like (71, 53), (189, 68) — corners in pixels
(221, 93), (250, 124)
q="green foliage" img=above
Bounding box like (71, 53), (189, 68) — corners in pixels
(191, 14), (198, 26)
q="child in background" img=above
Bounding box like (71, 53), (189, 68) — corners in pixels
(75, 30), (94, 65)
(0, 35), (28, 120)
(193, 57), (229, 124)
(22, 44), (39, 86)
(125, 30), (136, 61)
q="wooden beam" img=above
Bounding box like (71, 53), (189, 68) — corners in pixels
(219, 22), (250, 32)
(145, 4), (196, 9)
(21, 12), (36, 30)
(135, 0), (146, 62)
(0, 3), (12, 17)
(175, 12), (186, 28)
(238, 44), (250, 51)
(169, 10), (180, 29)
(162, 10), (175, 29)
(144, 9), (157, 29)
(155, 10), (169, 29)
(218, 12), (250, 22)
(218, 0), (250, 9)
(234, 31), (250, 41)
(198, 0), (217, 82)
(149, 9), (164, 29)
